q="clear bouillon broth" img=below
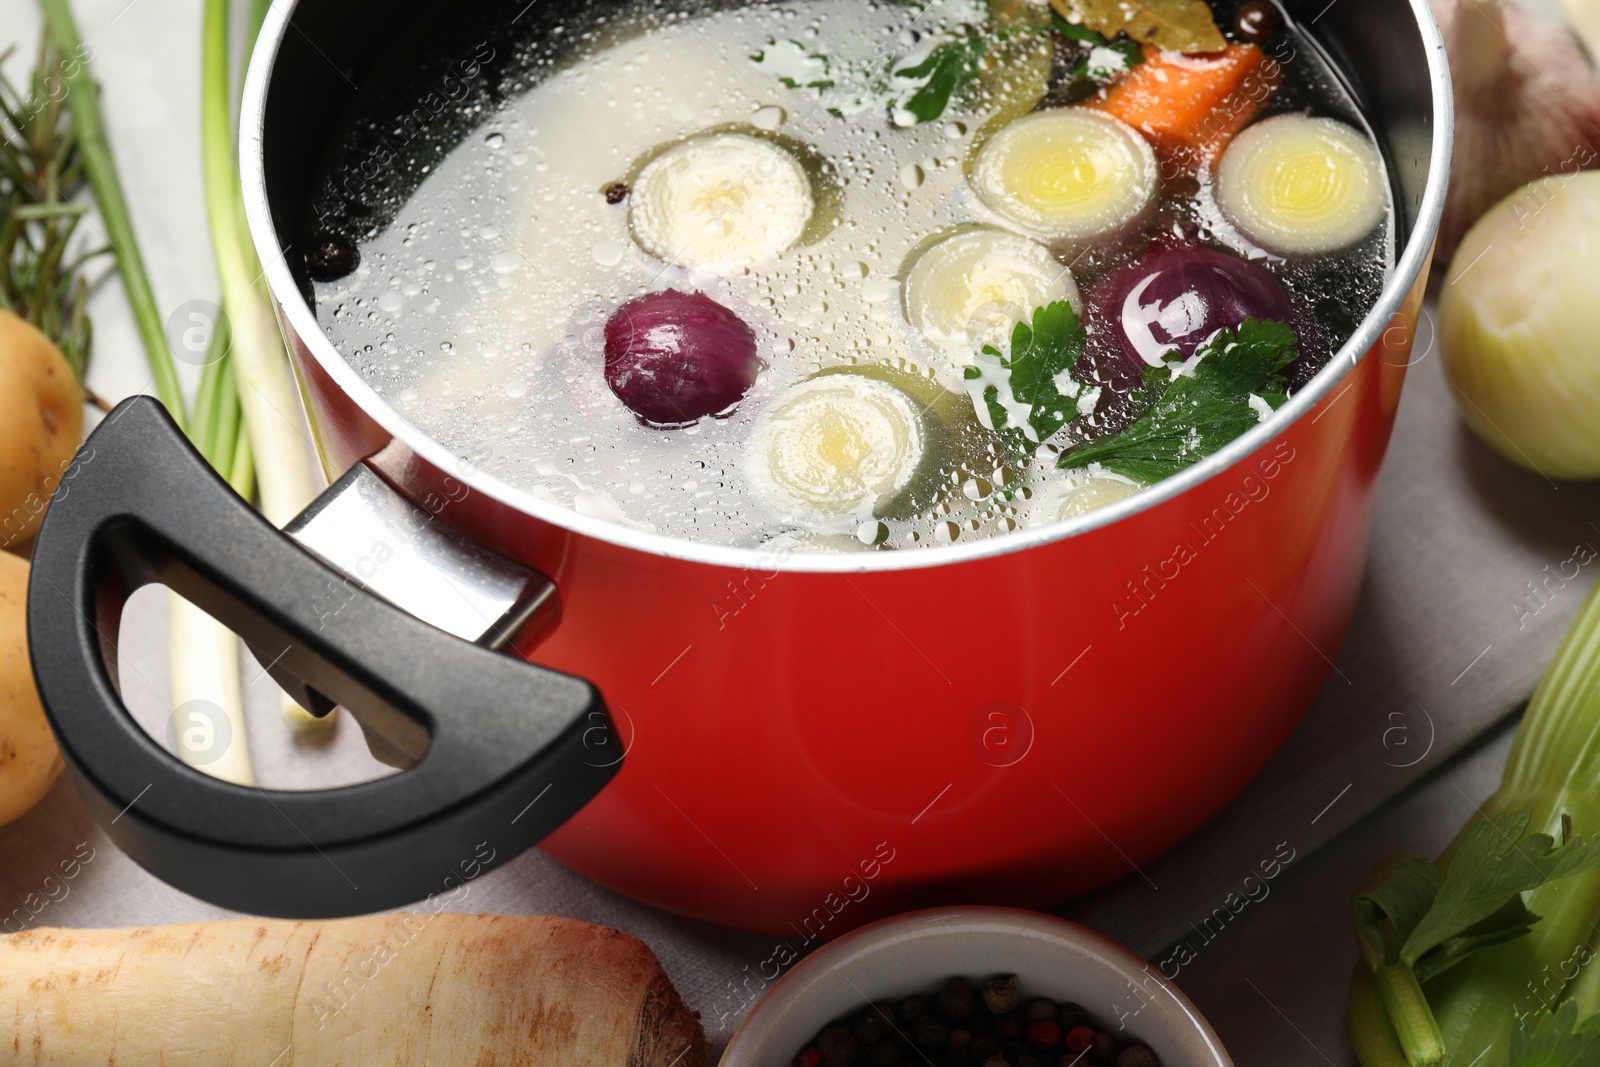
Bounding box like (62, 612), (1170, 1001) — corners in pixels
(309, 0), (1394, 553)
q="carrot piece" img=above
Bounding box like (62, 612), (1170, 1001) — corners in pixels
(1087, 44), (1282, 181)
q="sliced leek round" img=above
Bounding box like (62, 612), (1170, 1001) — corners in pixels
(629, 132), (814, 271)
(970, 110), (1157, 247)
(747, 374), (932, 527)
(903, 229), (1080, 358)
(1025, 467), (1143, 525)
(1215, 114), (1386, 255)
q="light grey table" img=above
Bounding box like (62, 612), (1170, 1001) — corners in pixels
(2, 1), (1595, 1064)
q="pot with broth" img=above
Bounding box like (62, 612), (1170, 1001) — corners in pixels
(26, 0), (1443, 933)
(310, 0), (1393, 554)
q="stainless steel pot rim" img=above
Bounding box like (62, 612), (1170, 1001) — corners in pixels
(240, 0), (1452, 575)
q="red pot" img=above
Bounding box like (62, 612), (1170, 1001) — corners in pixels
(27, 0), (1451, 933)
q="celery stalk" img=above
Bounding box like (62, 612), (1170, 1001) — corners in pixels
(1352, 578), (1600, 1066)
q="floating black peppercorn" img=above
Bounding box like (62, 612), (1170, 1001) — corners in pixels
(604, 181), (630, 204)
(1232, 1), (1284, 47)
(304, 233), (360, 282)
(1089, 1029), (1118, 1063)
(899, 996), (930, 1024)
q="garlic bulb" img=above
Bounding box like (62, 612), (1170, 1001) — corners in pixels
(1429, 0), (1600, 264)
(1439, 172), (1600, 479)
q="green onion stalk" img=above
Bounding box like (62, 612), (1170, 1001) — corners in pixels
(1350, 577), (1600, 1066)
(200, 0), (324, 733)
(200, 0), (313, 528)
(37, 0), (184, 423)
(40, 0), (323, 781)
(37, 0), (255, 783)
(41, 0), (259, 783)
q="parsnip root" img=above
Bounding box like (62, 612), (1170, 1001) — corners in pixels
(0, 913), (708, 1066)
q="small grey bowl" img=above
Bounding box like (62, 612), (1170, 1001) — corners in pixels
(719, 906), (1232, 1066)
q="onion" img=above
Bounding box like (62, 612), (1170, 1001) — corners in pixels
(603, 290), (760, 426)
(1084, 243), (1297, 374)
(1440, 172), (1600, 479)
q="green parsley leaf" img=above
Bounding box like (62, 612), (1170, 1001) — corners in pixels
(1050, 11), (1145, 63)
(893, 36), (988, 123)
(1051, 12), (1107, 43)
(1510, 1001), (1600, 1067)
(1049, 0), (1228, 54)
(1044, 13), (1143, 105)
(1058, 318), (1296, 482)
(751, 40), (835, 90)
(963, 300), (1087, 459)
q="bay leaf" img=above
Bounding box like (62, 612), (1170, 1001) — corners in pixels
(1048, 0), (1229, 53)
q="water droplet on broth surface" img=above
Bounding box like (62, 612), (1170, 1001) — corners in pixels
(751, 104), (786, 130)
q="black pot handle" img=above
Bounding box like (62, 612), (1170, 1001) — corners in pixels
(26, 396), (619, 917)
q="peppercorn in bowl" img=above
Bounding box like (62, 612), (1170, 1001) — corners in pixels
(718, 907), (1230, 1067)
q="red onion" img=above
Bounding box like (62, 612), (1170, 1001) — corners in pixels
(603, 290), (760, 426)
(1085, 244), (1297, 375)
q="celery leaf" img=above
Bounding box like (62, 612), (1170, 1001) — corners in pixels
(1510, 1001), (1600, 1067)
(1404, 811), (1600, 969)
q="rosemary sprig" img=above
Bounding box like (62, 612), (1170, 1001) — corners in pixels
(0, 35), (105, 379)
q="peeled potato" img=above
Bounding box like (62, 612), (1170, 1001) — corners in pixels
(0, 311), (84, 549)
(0, 550), (63, 827)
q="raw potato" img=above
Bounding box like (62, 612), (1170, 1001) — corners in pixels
(0, 311), (84, 549)
(0, 551), (63, 827)
(0, 914), (709, 1066)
